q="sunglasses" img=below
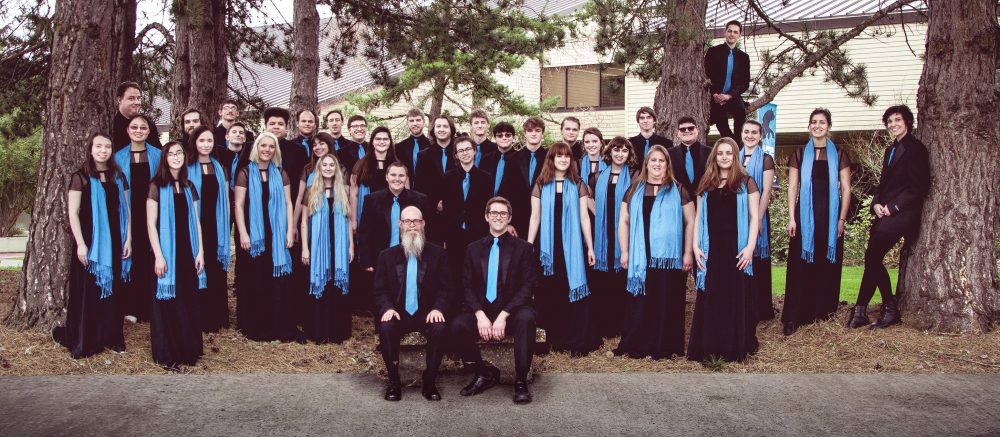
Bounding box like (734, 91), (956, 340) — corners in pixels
(495, 132), (514, 138)
(678, 126), (696, 133)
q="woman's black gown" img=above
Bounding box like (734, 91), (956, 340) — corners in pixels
(303, 190), (353, 344)
(197, 162), (229, 332)
(743, 153), (777, 323)
(235, 167), (300, 342)
(782, 148), (848, 328)
(124, 149), (155, 321)
(615, 184), (690, 359)
(590, 170), (627, 338)
(149, 180), (204, 368)
(348, 159), (388, 315)
(688, 177), (759, 362)
(54, 170), (127, 358)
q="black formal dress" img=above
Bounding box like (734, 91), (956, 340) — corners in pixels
(414, 143), (457, 244)
(395, 134), (432, 177)
(113, 111), (162, 152)
(301, 189), (352, 344)
(668, 142), (714, 200)
(234, 166), (300, 342)
(123, 148), (157, 322)
(741, 152), (777, 322)
(373, 244), (453, 383)
(148, 180), (204, 368)
(782, 147), (851, 328)
(54, 171), (128, 358)
(615, 183), (692, 359)
(440, 166), (492, 290)
(588, 166), (628, 338)
(194, 162), (229, 332)
(279, 138), (312, 324)
(628, 133), (673, 165)
(480, 149), (530, 237)
(688, 177), (759, 362)
(531, 179), (599, 355)
(450, 233), (539, 382)
(704, 43), (751, 140)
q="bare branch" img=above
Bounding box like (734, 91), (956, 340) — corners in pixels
(134, 22), (174, 46)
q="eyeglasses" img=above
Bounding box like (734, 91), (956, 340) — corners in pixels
(495, 133), (514, 138)
(167, 151), (185, 158)
(400, 219), (424, 226)
(487, 211), (510, 218)
(129, 126), (149, 131)
(456, 147), (475, 154)
(678, 126), (696, 133)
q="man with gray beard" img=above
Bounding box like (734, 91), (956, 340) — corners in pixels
(373, 206), (453, 402)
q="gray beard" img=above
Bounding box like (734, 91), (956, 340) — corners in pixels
(401, 230), (424, 259)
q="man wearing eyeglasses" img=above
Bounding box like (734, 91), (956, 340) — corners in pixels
(441, 136), (493, 290)
(336, 114), (369, 178)
(112, 81), (162, 151)
(668, 116), (713, 199)
(373, 205), (453, 402)
(448, 197), (538, 404)
(479, 122), (527, 237)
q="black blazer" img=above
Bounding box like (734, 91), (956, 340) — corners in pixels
(462, 233), (537, 315)
(440, 166), (492, 241)
(373, 243), (453, 318)
(414, 143), (457, 206)
(669, 142), (714, 198)
(513, 146), (547, 189)
(475, 139), (499, 163)
(871, 134), (930, 237)
(395, 134), (432, 177)
(357, 188), (429, 268)
(335, 140), (367, 178)
(279, 138), (310, 202)
(629, 133), (674, 165)
(480, 149), (530, 236)
(705, 43), (750, 97)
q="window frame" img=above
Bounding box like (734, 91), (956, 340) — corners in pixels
(540, 64), (626, 112)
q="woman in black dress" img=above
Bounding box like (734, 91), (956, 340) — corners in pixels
(348, 127), (397, 314)
(187, 126), (230, 332)
(688, 137), (761, 363)
(614, 145), (695, 359)
(782, 108), (852, 336)
(115, 114), (160, 322)
(590, 136), (635, 338)
(55, 133), (131, 358)
(740, 120), (777, 323)
(146, 141), (206, 369)
(290, 131), (336, 325)
(527, 141), (599, 357)
(300, 154), (354, 343)
(233, 132), (298, 342)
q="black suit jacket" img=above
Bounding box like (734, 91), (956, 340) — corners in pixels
(669, 142), (713, 198)
(279, 138), (310, 202)
(629, 133), (674, 165)
(705, 43), (750, 97)
(441, 166), (492, 241)
(871, 134), (930, 237)
(357, 188), (429, 268)
(395, 134), (432, 177)
(414, 143), (457, 206)
(513, 146), (547, 189)
(475, 139), (499, 164)
(373, 243), (453, 318)
(113, 111), (162, 152)
(462, 233), (537, 315)
(335, 140), (367, 178)
(480, 149), (530, 236)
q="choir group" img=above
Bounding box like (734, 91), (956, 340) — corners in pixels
(53, 20), (930, 404)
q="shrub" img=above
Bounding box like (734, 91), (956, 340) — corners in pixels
(0, 117), (40, 236)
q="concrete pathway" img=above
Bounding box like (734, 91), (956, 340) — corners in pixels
(1, 373), (999, 436)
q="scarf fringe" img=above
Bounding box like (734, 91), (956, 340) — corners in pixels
(334, 268), (349, 295)
(568, 283), (590, 303)
(827, 245), (836, 264)
(594, 258), (608, 272)
(649, 257), (682, 270)
(156, 284), (175, 301)
(249, 239), (265, 258)
(121, 259), (132, 282)
(801, 249), (815, 263)
(217, 244), (231, 272)
(87, 263), (114, 300)
(625, 276), (645, 296)
(540, 252), (554, 276)
(273, 262), (292, 277)
(754, 239), (770, 259)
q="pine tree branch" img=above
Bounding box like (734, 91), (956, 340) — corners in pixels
(134, 22), (174, 47)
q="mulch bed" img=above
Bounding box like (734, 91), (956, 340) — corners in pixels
(1, 270), (998, 376)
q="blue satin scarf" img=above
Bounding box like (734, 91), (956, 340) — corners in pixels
(155, 182), (207, 300)
(86, 172), (132, 298)
(246, 161), (292, 277)
(540, 179), (590, 302)
(187, 159), (231, 270)
(695, 182), (752, 291)
(307, 180), (351, 298)
(593, 165), (630, 272)
(626, 182), (684, 295)
(579, 155), (607, 187)
(741, 146), (770, 259)
(799, 139), (840, 263)
(114, 143), (161, 188)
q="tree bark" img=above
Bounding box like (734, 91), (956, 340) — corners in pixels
(4, 0), (124, 329)
(170, 0), (227, 137)
(653, 0), (709, 143)
(429, 77), (447, 122)
(111, 0), (138, 85)
(289, 0), (319, 136)
(900, 0), (1000, 333)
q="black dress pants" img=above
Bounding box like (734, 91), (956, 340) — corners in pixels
(376, 312), (447, 382)
(856, 230), (904, 306)
(449, 306), (536, 382)
(709, 97), (746, 142)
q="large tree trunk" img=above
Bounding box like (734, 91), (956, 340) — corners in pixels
(428, 77), (447, 122)
(900, 0), (1000, 333)
(170, 0), (227, 137)
(111, 0), (138, 85)
(653, 0), (710, 143)
(4, 0), (125, 329)
(289, 0), (319, 136)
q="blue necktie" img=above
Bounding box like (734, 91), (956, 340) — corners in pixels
(494, 154), (505, 195)
(461, 172), (469, 230)
(475, 144), (482, 167)
(723, 49), (734, 93)
(390, 196), (400, 246)
(358, 143), (365, 160)
(413, 137), (419, 170)
(441, 148), (448, 172)
(405, 254), (418, 315)
(301, 137), (310, 157)
(644, 138), (650, 157)
(685, 146), (695, 183)
(333, 138), (340, 152)
(887, 146), (896, 167)
(486, 237), (499, 303)
(528, 153), (537, 186)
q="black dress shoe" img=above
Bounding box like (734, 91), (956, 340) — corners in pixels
(460, 367), (499, 396)
(513, 381), (532, 404)
(422, 383), (442, 401)
(384, 383), (402, 401)
(870, 297), (902, 330)
(783, 322), (796, 336)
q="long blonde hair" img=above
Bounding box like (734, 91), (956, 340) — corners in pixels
(250, 132), (283, 167)
(307, 154), (350, 217)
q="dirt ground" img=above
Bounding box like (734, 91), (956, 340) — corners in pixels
(1, 270), (998, 376)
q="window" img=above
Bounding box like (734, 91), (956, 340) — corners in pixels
(540, 64), (626, 110)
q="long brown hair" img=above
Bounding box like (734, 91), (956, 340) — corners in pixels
(151, 141), (189, 187)
(352, 126), (398, 186)
(536, 141), (581, 186)
(697, 137), (748, 195)
(629, 144), (676, 194)
(602, 135), (636, 167)
(82, 133), (125, 180)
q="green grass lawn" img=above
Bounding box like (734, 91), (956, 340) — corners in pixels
(772, 265), (896, 305)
